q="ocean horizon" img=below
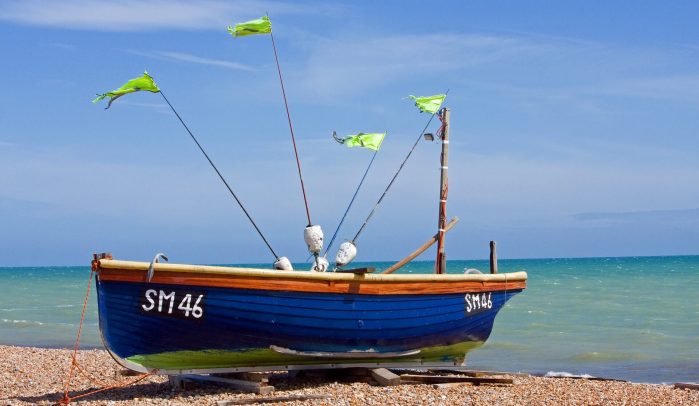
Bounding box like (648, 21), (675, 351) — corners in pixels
(1, 255), (697, 384)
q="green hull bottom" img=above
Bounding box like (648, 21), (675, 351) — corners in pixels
(126, 341), (485, 370)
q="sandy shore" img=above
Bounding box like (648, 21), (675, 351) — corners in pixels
(2, 345), (697, 405)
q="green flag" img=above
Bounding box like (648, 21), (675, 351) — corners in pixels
(228, 16), (272, 37)
(408, 94), (446, 114)
(336, 132), (386, 151)
(92, 72), (160, 109)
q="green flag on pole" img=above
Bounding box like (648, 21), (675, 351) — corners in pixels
(92, 72), (160, 109)
(335, 132), (386, 151)
(408, 94), (446, 114)
(228, 16), (272, 37)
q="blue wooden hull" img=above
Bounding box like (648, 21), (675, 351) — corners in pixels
(96, 277), (522, 371)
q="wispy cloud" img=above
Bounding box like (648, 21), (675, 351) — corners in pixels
(122, 49), (256, 71)
(41, 42), (78, 51)
(295, 29), (699, 108)
(157, 51), (256, 71)
(0, 0), (329, 31)
(299, 33), (543, 98)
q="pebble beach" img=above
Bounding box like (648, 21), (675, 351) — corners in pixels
(2, 345), (697, 405)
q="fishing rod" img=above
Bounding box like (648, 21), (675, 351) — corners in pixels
(268, 30), (312, 226)
(321, 132), (385, 259)
(159, 90), (280, 261)
(335, 92), (449, 267)
(266, 13), (323, 270)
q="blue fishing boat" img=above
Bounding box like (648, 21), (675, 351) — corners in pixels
(92, 99), (527, 374)
(93, 255), (526, 374)
(90, 33), (526, 374)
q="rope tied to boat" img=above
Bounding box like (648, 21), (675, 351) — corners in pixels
(58, 260), (152, 404)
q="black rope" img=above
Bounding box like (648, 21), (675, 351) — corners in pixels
(159, 90), (279, 259)
(351, 92), (449, 243)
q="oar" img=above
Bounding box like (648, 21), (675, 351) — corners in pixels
(382, 217), (459, 274)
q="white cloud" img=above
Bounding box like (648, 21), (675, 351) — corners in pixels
(299, 34), (544, 99)
(292, 29), (699, 108)
(156, 51), (256, 71)
(119, 49), (257, 71)
(0, 0), (328, 31)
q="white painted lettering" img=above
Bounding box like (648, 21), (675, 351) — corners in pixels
(177, 294), (193, 317)
(192, 295), (204, 318)
(142, 289), (157, 311)
(158, 290), (175, 313)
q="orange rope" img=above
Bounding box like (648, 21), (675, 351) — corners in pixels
(58, 372), (152, 404)
(72, 359), (111, 387)
(58, 264), (153, 405)
(60, 269), (94, 403)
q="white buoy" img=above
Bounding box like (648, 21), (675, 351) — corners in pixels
(310, 256), (329, 272)
(464, 268), (482, 274)
(273, 256), (293, 271)
(335, 241), (357, 267)
(304, 225), (324, 255)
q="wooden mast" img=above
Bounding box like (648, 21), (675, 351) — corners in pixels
(435, 108), (450, 274)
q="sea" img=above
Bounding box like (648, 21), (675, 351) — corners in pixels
(1, 256), (697, 384)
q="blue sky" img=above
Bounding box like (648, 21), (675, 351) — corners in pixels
(1, 0), (698, 266)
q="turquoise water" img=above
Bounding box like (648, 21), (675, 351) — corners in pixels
(1, 256), (697, 383)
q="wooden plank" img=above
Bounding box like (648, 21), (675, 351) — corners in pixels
(217, 394), (331, 405)
(98, 268), (526, 295)
(400, 374), (513, 385)
(371, 368), (401, 386)
(382, 217), (459, 275)
(180, 374), (274, 394)
(335, 267), (375, 274)
(98, 259), (526, 282)
(224, 372), (269, 384)
(674, 383), (699, 391)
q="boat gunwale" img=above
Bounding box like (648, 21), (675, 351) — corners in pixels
(97, 259), (527, 283)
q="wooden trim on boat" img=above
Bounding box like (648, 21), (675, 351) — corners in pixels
(95, 259), (526, 295)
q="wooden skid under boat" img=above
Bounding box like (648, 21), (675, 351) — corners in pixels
(94, 258), (526, 374)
